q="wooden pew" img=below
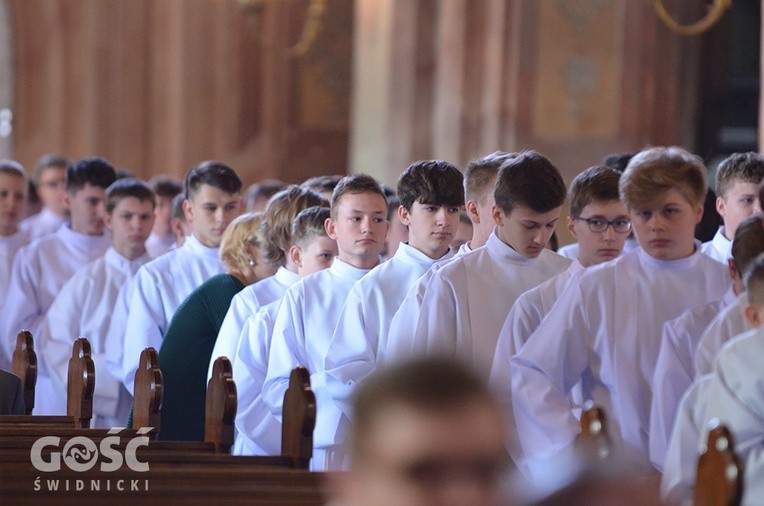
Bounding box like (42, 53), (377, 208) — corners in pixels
(0, 348), (326, 504)
(695, 421), (743, 506)
(575, 402), (611, 460)
(0, 333), (94, 428)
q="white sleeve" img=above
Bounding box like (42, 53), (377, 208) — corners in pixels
(105, 277), (133, 386)
(1, 249), (42, 363)
(233, 308), (282, 455)
(661, 376), (712, 504)
(261, 290), (305, 420)
(410, 269), (460, 359)
(120, 269), (166, 395)
(325, 285), (376, 418)
(510, 281), (590, 474)
(208, 292), (252, 382)
(649, 320), (696, 470)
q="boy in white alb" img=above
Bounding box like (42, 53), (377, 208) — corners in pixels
(0, 161), (29, 370)
(144, 175), (182, 258)
(325, 160), (464, 415)
(511, 147), (730, 479)
(37, 179), (155, 426)
(702, 152), (764, 263)
(399, 151), (570, 375)
(209, 185), (328, 380)
(2, 157), (116, 414)
(119, 161), (242, 394)
(262, 174), (389, 470)
(18, 154), (69, 241)
(386, 151), (514, 358)
(670, 253), (764, 504)
(489, 165), (629, 465)
(649, 213), (764, 470)
(233, 206), (337, 455)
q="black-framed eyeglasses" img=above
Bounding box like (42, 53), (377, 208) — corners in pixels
(574, 216), (632, 234)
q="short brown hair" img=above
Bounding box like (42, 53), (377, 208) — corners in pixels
(291, 206), (331, 247)
(0, 159), (27, 182)
(33, 154), (69, 184)
(569, 166), (622, 217)
(106, 178), (156, 214)
(349, 357), (499, 460)
(732, 214), (764, 278)
(219, 212), (264, 273)
(744, 251), (764, 306)
(464, 151), (514, 204)
(261, 185), (329, 266)
(619, 146), (707, 210)
(715, 152), (764, 199)
(330, 174), (386, 220)
(494, 151), (566, 214)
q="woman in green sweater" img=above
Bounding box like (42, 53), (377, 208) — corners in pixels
(156, 211), (276, 441)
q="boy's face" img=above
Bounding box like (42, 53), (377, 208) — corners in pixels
(569, 199), (630, 267)
(295, 235), (338, 277)
(717, 180), (761, 240)
(400, 202), (461, 259)
(630, 188), (703, 261)
(65, 183), (108, 236)
(493, 204), (561, 258)
(340, 400), (508, 506)
(0, 173), (27, 236)
(37, 166), (68, 216)
(106, 196), (154, 260)
(326, 192), (389, 269)
(153, 195), (175, 236)
(183, 184), (242, 248)
(384, 213), (409, 259)
(452, 218), (473, 251)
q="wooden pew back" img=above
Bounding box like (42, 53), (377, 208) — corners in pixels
(695, 422), (743, 506)
(11, 330), (36, 415)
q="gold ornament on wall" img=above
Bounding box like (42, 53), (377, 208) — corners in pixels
(237, 0), (327, 58)
(650, 0), (732, 36)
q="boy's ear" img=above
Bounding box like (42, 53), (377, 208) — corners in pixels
(728, 258), (740, 282)
(325, 217), (338, 240)
(716, 195), (727, 217)
(466, 200), (480, 224)
(567, 216), (577, 238)
(103, 212), (113, 231)
(398, 205), (411, 227)
(288, 245), (302, 269)
(693, 203), (704, 225)
(491, 205), (504, 227)
(182, 198), (193, 223)
(744, 303), (763, 328)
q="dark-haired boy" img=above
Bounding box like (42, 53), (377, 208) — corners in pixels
(390, 151), (570, 374)
(702, 152), (764, 262)
(38, 178), (155, 425)
(262, 174), (389, 470)
(119, 161), (242, 394)
(325, 160), (464, 415)
(2, 157), (116, 413)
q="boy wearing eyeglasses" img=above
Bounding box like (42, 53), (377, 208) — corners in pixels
(511, 147), (731, 479)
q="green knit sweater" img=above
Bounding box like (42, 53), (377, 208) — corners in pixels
(156, 273), (245, 441)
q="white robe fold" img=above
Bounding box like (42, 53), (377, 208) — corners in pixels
(409, 230), (570, 376)
(120, 234), (223, 394)
(261, 258), (371, 470)
(649, 288), (738, 470)
(208, 266), (299, 381)
(693, 293), (750, 377)
(1, 225), (110, 407)
(144, 231), (176, 258)
(701, 226), (731, 263)
(19, 208), (67, 241)
(511, 246), (729, 478)
(37, 248), (150, 426)
(232, 301), (283, 456)
(0, 231), (29, 369)
(325, 243), (453, 416)
(660, 374), (713, 505)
